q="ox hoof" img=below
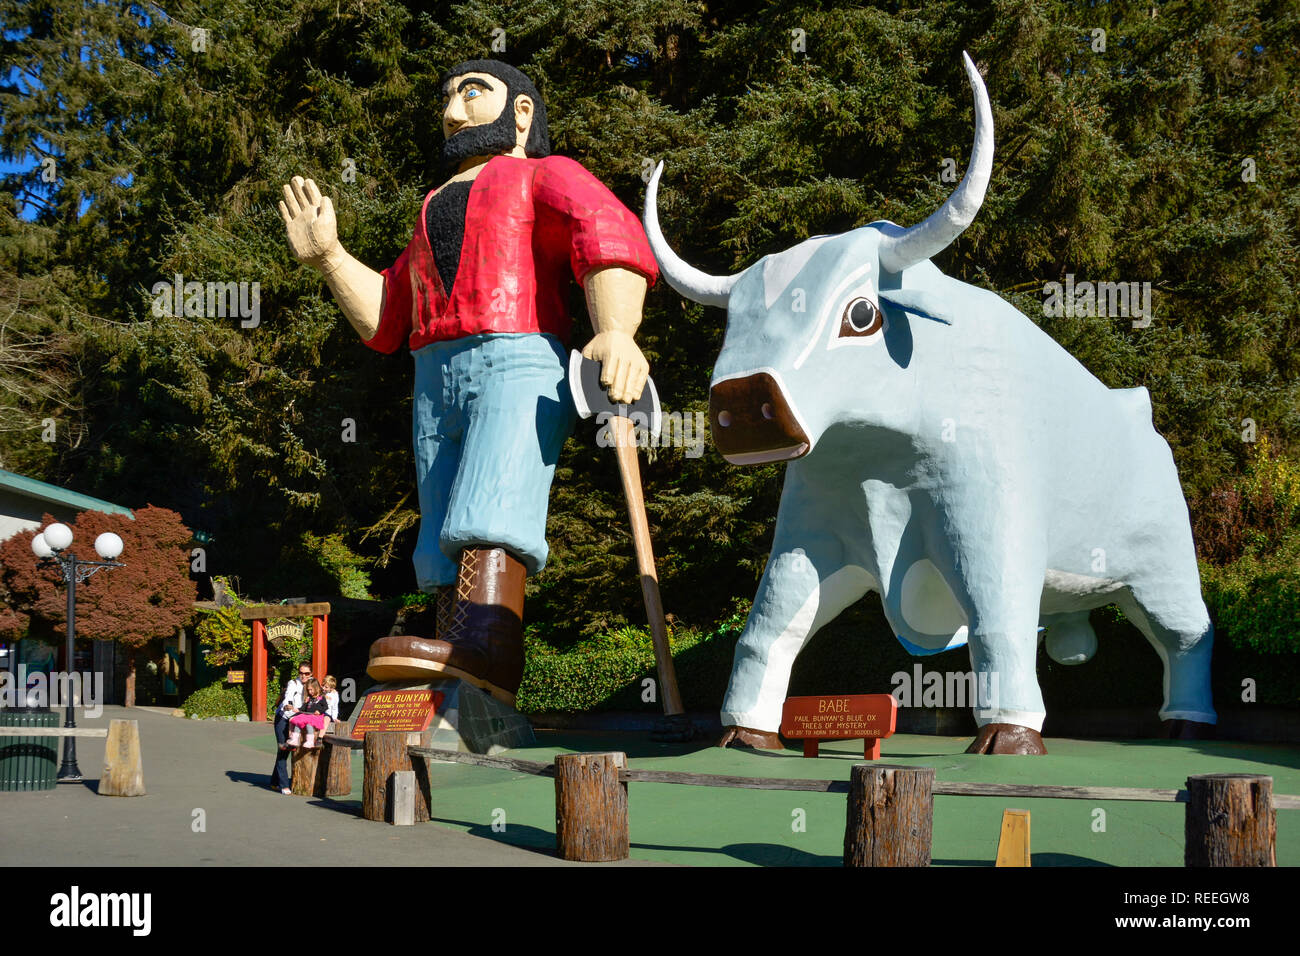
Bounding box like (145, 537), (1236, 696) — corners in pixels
(717, 725), (784, 750)
(966, 723), (1047, 755)
(1163, 719), (1216, 741)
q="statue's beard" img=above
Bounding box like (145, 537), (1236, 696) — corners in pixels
(441, 105), (518, 175)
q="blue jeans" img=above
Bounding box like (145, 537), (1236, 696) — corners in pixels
(270, 715), (291, 789)
(411, 333), (575, 590)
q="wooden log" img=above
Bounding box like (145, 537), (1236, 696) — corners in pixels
(392, 770), (416, 826)
(290, 746), (322, 796)
(99, 719), (145, 797)
(554, 752), (629, 862)
(994, 809), (1031, 867)
(363, 731), (430, 823)
(843, 764), (933, 867)
(320, 721), (353, 797)
(1185, 773), (1276, 867)
(409, 746), (554, 776)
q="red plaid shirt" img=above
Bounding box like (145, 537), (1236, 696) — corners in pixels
(362, 154), (658, 354)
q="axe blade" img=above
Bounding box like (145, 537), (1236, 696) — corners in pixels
(568, 350), (663, 442)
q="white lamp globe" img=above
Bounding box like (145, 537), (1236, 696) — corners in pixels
(43, 523), (73, 551)
(31, 533), (54, 559)
(94, 532), (124, 560)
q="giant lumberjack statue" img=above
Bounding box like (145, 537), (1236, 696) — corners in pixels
(279, 59), (659, 706)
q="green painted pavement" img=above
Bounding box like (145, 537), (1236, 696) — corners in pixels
(242, 731), (1300, 867)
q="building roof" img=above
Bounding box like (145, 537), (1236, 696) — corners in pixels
(0, 468), (134, 518)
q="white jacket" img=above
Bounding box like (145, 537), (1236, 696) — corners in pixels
(279, 678), (304, 718)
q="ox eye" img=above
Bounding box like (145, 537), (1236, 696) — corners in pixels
(840, 297), (883, 337)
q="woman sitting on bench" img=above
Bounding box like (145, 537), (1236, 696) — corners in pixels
(286, 679), (329, 749)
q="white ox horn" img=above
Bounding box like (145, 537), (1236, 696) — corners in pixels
(878, 51), (994, 275)
(643, 161), (738, 308)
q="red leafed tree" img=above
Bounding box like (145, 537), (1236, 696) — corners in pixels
(0, 506), (197, 705)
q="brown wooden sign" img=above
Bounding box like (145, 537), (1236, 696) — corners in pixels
(349, 689), (443, 739)
(781, 693), (898, 759)
(225, 670), (246, 684)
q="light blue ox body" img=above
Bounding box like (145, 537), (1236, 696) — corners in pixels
(709, 233), (1216, 735)
(645, 54), (1216, 741)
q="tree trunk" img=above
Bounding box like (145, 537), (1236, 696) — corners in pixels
(843, 764), (935, 867)
(362, 731), (429, 823)
(124, 648), (138, 708)
(554, 752), (629, 862)
(1185, 774), (1276, 867)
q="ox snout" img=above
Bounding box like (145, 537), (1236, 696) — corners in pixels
(709, 372), (811, 465)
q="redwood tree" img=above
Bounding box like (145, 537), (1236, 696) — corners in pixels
(0, 506), (196, 705)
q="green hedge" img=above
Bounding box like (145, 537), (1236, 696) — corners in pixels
(518, 594), (1300, 714)
(182, 680), (249, 719)
(1201, 538), (1300, 656)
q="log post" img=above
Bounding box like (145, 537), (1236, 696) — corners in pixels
(1185, 774), (1276, 867)
(320, 722), (352, 798)
(290, 746), (322, 796)
(363, 731), (430, 823)
(843, 764), (934, 867)
(99, 719), (145, 797)
(554, 751), (629, 862)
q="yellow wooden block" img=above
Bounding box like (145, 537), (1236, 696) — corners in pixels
(995, 808), (1030, 867)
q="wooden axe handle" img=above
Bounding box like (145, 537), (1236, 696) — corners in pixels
(609, 415), (684, 716)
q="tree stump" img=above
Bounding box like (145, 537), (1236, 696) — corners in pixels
(554, 751), (629, 862)
(363, 731), (430, 823)
(843, 764), (934, 867)
(99, 719), (145, 797)
(319, 722), (352, 798)
(291, 746), (322, 796)
(1185, 773), (1276, 867)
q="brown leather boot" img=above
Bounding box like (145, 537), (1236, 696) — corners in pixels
(367, 547), (526, 706)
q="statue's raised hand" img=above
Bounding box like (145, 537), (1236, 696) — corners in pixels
(279, 176), (338, 268)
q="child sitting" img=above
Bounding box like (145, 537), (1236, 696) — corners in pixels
(322, 675), (341, 735)
(287, 678), (330, 748)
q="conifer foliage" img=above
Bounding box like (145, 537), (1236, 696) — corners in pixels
(1, 1), (1295, 642)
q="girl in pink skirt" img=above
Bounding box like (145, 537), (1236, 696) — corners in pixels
(287, 678), (329, 748)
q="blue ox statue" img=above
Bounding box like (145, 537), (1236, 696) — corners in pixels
(644, 53), (1216, 754)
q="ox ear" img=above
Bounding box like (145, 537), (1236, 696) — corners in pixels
(878, 288), (956, 326)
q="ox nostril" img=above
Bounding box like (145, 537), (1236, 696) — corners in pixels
(717, 410), (732, 427)
(761, 403), (775, 420)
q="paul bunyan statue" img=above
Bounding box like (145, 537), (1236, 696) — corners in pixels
(280, 59), (659, 707)
(645, 53), (1216, 754)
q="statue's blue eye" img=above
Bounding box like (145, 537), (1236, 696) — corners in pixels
(465, 89), (480, 99)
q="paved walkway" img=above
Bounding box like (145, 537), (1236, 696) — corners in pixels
(0, 706), (660, 867)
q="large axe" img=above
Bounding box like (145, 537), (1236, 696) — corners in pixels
(569, 351), (692, 740)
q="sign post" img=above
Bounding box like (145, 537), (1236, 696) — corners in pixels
(780, 693), (898, 758)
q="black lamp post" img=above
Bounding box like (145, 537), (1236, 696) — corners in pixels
(31, 523), (125, 783)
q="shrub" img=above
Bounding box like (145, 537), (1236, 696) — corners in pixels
(1202, 536), (1300, 655)
(182, 680), (249, 719)
(517, 624), (713, 713)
